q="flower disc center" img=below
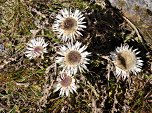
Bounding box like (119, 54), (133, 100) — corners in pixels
(34, 46), (43, 54)
(115, 51), (136, 70)
(65, 50), (81, 66)
(61, 17), (77, 31)
(61, 75), (72, 87)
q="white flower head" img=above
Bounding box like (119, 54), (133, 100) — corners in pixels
(56, 41), (91, 74)
(52, 8), (86, 42)
(110, 44), (143, 80)
(25, 37), (48, 59)
(54, 72), (77, 97)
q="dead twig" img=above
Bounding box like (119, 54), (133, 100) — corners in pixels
(123, 16), (143, 43)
